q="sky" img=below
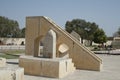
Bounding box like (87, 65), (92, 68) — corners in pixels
(0, 0), (120, 37)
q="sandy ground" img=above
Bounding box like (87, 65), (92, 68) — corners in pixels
(6, 54), (120, 80)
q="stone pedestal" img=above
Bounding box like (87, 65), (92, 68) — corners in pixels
(19, 55), (75, 78)
(0, 57), (6, 67)
(0, 67), (24, 80)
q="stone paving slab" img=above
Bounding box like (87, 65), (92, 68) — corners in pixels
(6, 54), (120, 80)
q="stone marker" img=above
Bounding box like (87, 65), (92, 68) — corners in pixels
(43, 29), (56, 58)
(70, 30), (81, 42)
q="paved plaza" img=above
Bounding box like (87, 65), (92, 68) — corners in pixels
(6, 54), (120, 80)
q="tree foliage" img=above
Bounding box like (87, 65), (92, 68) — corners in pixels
(65, 18), (107, 45)
(65, 19), (87, 40)
(117, 27), (120, 35)
(0, 16), (25, 38)
(113, 27), (120, 37)
(65, 19), (98, 44)
(20, 27), (25, 38)
(93, 28), (107, 44)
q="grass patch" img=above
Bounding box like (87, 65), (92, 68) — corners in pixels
(0, 54), (19, 59)
(0, 50), (25, 59)
(0, 50), (25, 54)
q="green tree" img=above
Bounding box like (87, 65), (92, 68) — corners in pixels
(85, 22), (98, 45)
(0, 16), (20, 38)
(117, 27), (120, 35)
(65, 19), (88, 43)
(93, 28), (107, 44)
(20, 27), (25, 38)
(113, 32), (119, 37)
(113, 27), (120, 37)
(65, 19), (98, 45)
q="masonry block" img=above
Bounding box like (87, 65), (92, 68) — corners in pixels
(19, 56), (75, 78)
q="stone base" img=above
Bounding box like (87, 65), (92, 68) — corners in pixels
(0, 67), (24, 80)
(19, 55), (75, 78)
(0, 57), (6, 67)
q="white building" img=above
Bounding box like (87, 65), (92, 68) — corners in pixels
(0, 38), (25, 45)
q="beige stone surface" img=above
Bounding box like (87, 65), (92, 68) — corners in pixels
(24, 16), (102, 71)
(70, 30), (81, 42)
(59, 43), (69, 54)
(19, 16), (102, 79)
(43, 29), (56, 58)
(0, 57), (6, 67)
(0, 67), (24, 80)
(19, 55), (75, 78)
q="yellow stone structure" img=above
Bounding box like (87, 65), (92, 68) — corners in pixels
(19, 16), (102, 78)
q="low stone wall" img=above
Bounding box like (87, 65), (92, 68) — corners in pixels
(112, 41), (120, 49)
(0, 38), (25, 45)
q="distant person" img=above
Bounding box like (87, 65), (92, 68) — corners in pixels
(21, 41), (24, 45)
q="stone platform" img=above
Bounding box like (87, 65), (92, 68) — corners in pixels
(0, 57), (6, 67)
(19, 56), (75, 78)
(0, 67), (24, 80)
(0, 57), (24, 80)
